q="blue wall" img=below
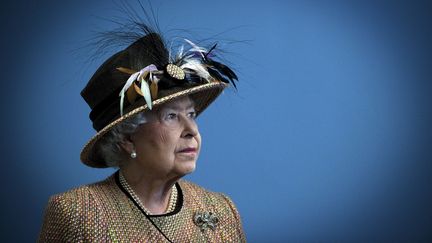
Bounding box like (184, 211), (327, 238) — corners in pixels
(2, 0), (431, 242)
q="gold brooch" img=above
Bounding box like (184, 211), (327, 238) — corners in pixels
(165, 63), (185, 80)
(193, 212), (219, 232)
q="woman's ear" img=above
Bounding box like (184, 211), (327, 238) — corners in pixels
(119, 136), (134, 154)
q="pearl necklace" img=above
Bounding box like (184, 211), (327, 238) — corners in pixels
(119, 172), (178, 215)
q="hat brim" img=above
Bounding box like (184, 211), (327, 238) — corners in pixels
(80, 82), (227, 168)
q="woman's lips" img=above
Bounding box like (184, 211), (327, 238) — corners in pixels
(178, 147), (197, 153)
(177, 147), (198, 159)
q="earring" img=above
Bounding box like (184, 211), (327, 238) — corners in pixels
(130, 150), (137, 159)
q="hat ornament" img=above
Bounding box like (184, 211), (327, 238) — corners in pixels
(117, 39), (238, 116)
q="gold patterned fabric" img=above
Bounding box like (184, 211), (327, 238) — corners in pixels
(38, 172), (246, 242)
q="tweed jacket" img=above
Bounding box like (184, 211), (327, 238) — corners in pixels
(39, 172), (246, 242)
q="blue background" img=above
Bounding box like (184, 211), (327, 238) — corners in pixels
(1, 0), (431, 242)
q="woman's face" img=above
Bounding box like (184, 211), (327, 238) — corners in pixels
(129, 96), (201, 179)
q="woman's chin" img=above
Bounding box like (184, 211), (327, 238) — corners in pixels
(175, 160), (197, 176)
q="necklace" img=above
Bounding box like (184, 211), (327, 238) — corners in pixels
(119, 171), (178, 215)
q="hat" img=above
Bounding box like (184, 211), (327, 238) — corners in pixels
(80, 31), (237, 168)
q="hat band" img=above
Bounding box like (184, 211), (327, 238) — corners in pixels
(89, 86), (127, 131)
(89, 87), (122, 121)
(92, 102), (122, 131)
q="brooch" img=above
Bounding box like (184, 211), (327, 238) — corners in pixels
(193, 212), (219, 232)
(165, 63), (185, 80)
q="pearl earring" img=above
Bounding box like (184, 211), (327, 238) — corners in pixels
(130, 150), (137, 159)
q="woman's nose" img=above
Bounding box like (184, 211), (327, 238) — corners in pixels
(181, 115), (198, 138)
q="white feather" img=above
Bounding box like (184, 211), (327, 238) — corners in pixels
(176, 45), (185, 61)
(180, 59), (210, 81)
(140, 78), (152, 110)
(184, 39), (207, 58)
(119, 72), (139, 115)
(118, 64), (158, 115)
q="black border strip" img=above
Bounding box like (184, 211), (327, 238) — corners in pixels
(114, 170), (178, 243)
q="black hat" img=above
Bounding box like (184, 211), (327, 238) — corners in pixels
(80, 31), (237, 168)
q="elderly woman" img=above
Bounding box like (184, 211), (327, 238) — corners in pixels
(38, 26), (245, 242)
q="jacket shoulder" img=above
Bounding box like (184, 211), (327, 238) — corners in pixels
(178, 179), (235, 205)
(38, 177), (114, 242)
(49, 176), (113, 202)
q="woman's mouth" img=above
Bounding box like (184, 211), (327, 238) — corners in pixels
(178, 147), (197, 153)
(177, 147), (198, 160)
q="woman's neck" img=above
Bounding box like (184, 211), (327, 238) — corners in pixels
(120, 165), (178, 215)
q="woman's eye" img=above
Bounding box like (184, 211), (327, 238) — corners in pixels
(166, 113), (177, 120)
(188, 111), (197, 119)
